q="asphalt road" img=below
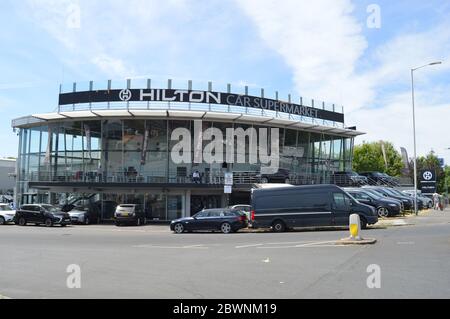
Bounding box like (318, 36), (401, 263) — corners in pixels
(1, 210), (449, 299)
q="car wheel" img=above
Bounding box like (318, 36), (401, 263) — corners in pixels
(18, 217), (27, 226)
(0, 217), (5, 225)
(272, 220), (286, 232)
(44, 218), (53, 227)
(221, 222), (232, 234)
(115, 221), (121, 227)
(61, 224), (67, 227)
(377, 207), (389, 218)
(360, 216), (368, 229)
(173, 223), (184, 234)
(261, 177), (268, 183)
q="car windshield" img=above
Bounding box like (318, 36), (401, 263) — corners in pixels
(0, 205), (12, 211)
(360, 191), (378, 200)
(42, 205), (61, 213)
(383, 188), (400, 197)
(365, 189), (385, 198)
(117, 205), (135, 212)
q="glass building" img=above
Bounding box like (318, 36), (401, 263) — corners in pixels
(12, 79), (363, 221)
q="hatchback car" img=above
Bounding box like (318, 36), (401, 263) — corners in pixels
(0, 203), (16, 225)
(14, 204), (71, 227)
(114, 204), (146, 226)
(345, 188), (401, 217)
(170, 208), (248, 234)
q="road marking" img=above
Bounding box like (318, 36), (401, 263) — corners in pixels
(0, 294), (11, 299)
(132, 244), (208, 249)
(235, 244), (264, 249)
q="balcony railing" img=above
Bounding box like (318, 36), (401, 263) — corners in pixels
(27, 170), (330, 186)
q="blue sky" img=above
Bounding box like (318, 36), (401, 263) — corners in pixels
(1, 0), (449, 164)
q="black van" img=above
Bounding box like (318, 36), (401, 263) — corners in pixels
(251, 184), (377, 232)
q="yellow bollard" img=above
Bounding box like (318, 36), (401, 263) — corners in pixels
(349, 214), (361, 240)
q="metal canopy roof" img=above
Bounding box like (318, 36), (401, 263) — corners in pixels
(13, 109), (364, 137)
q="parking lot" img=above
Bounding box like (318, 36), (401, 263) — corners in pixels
(1, 210), (450, 299)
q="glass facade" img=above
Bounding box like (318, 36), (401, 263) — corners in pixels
(16, 119), (354, 205)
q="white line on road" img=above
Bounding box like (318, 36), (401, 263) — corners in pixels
(397, 241), (415, 245)
(235, 244), (264, 249)
(132, 244), (209, 249)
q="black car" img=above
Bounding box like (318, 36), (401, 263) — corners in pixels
(360, 172), (398, 186)
(344, 188), (401, 217)
(257, 168), (291, 184)
(362, 186), (413, 210)
(331, 171), (368, 186)
(14, 204), (71, 227)
(170, 208), (248, 234)
(251, 184), (378, 231)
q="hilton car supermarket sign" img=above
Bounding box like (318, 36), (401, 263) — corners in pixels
(59, 89), (345, 123)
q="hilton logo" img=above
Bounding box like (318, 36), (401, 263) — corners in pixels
(423, 171), (433, 181)
(119, 89), (132, 101)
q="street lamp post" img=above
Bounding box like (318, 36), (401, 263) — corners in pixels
(411, 61), (442, 215)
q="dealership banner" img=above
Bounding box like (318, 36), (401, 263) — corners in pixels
(419, 169), (437, 195)
(58, 89), (345, 123)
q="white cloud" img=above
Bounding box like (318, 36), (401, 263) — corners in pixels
(237, 0), (450, 164)
(91, 54), (134, 78)
(236, 0), (371, 111)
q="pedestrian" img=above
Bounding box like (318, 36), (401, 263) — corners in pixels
(432, 193), (440, 210)
(192, 170), (201, 184)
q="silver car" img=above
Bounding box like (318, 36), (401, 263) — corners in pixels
(0, 203), (15, 225)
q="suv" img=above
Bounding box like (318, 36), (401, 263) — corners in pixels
(257, 168), (291, 184)
(0, 203), (16, 225)
(14, 204), (71, 227)
(360, 172), (399, 186)
(331, 171), (368, 186)
(114, 204), (146, 226)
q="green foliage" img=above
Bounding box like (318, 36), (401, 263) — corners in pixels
(352, 141), (403, 177)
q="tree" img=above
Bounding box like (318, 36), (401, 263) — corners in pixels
(352, 141), (403, 177)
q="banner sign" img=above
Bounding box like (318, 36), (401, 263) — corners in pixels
(59, 89), (345, 123)
(419, 169), (437, 195)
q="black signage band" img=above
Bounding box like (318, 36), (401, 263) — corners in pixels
(58, 89), (345, 123)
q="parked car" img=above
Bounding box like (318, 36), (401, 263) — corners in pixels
(0, 203), (16, 225)
(14, 204), (71, 227)
(114, 204), (146, 226)
(331, 171), (368, 187)
(360, 172), (399, 186)
(251, 184), (378, 232)
(170, 208), (248, 234)
(68, 205), (99, 225)
(229, 204), (251, 222)
(362, 186), (414, 210)
(257, 168), (291, 184)
(402, 191), (433, 208)
(359, 188), (404, 210)
(344, 188), (401, 217)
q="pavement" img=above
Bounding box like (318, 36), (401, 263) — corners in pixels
(0, 208), (449, 299)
